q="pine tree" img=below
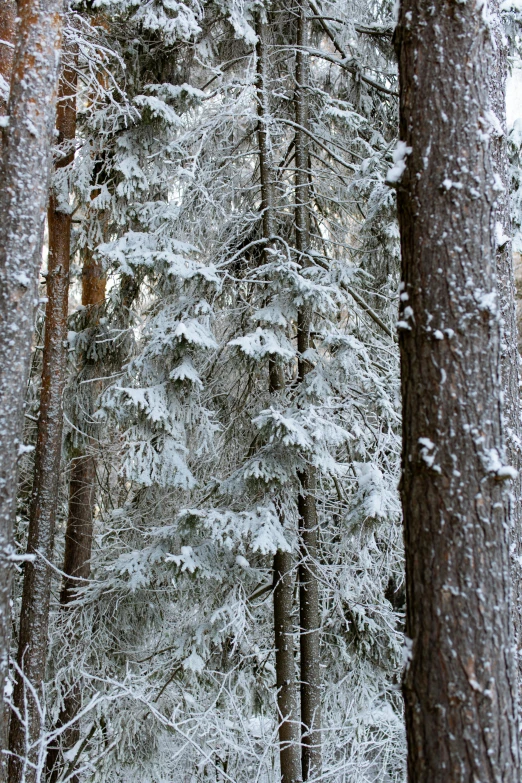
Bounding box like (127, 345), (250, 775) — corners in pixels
(395, 0), (520, 778)
(8, 36), (77, 783)
(0, 1), (64, 775)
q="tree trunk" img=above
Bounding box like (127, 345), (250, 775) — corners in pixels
(0, 0), (16, 117)
(61, 241), (107, 611)
(273, 551), (302, 783)
(8, 52), (76, 783)
(294, 5), (321, 780)
(395, 2), (520, 780)
(255, 17), (301, 782)
(489, 0), (522, 683)
(45, 244), (106, 783)
(0, 2), (63, 776)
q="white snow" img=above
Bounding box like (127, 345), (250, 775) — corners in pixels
(386, 141), (412, 183)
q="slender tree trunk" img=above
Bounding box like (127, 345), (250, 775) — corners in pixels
(488, 0), (522, 682)
(0, 0), (17, 766)
(61, 455), (96, 608)
(45, 242), (106, 783)
(45, 450), (95, 783)
(256, 17), (301, 783)
(395, 2), (520, 781)
(273, 552), (302, 783)
(8, 53), (76, 783)
(0, 2), (63, 776)
(294, 5), (321, 780)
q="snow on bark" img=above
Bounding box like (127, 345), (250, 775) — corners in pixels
(395, 0), (520, 779)
(0, 0), (63, 777)
(8, 41), (75, 783)
(488, 0), (522, 688)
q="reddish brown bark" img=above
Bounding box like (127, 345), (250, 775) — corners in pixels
(0, 0), (63, 776)
(46, 226), (106, 783)
(8, 52), (76, 783)
(395, 0), (520, 779)
(82, 250), (107, 308)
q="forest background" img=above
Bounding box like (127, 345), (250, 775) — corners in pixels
(1, 0), (522, 781)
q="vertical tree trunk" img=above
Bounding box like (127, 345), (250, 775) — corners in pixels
(45, 244), (106, 783)
(8, 53), (76, 783)
(60, 240), (107, 610)
(273, 551), (302, 783)
(0, 0), (17, 766)
(0, 2), (63, 776)
(489, 0), (522, 681)
(60, 455), (96, 608)
(395, 2), (520, 781)
(294, 5), (321, 780)
(256, 17), (301, 783)
(0, 0), (16, 117)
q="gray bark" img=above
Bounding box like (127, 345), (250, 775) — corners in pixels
(0, 2), (63, 777)
(294, 5), (321, 779)
(0, 0), (16, 118)
(395, 1), (520, 780)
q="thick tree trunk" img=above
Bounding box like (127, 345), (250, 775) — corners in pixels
(0, 2), (63, 777)
(395, 2), (520, 781)
(8, 54), (76, 783)
(488, 0), (522, 681)
(256, 17), (301, 782)
(294, 5), (321, 780)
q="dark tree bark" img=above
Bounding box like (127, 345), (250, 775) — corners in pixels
(255, 17), (301, 782)
(294, 5), (321, 779)
(488, 0), (522, 680)
(273, 551), (302, 783)
(395, 2), (520, 781)
(0, 0), (17, 767)
(60, 455), (96, 607)
(8, 52), (76, 783)
(0, 1), (63, 776)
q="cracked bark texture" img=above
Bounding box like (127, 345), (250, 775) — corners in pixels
(488, 0), (522, 684)
(395, 1), (520, 781)
(0, 0), (63, 776)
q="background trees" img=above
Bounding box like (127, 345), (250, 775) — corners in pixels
(1, 0), (520, 780)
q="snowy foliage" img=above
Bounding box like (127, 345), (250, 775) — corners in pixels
(15, 0), (409, 780)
